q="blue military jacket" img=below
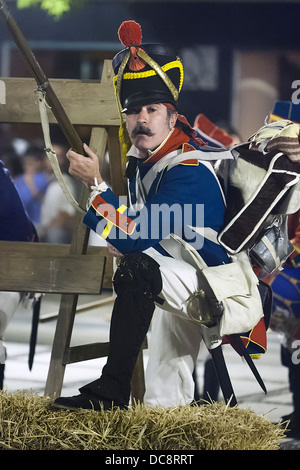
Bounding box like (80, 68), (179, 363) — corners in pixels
(83, 129), (230, 268)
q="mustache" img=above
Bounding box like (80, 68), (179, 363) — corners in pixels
(131, 125), (154, 138)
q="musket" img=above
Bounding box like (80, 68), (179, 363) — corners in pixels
(0, 0), (84, 154)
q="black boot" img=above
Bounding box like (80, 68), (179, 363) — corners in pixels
(54, 252), (163, 411)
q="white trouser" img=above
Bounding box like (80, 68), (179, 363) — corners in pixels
(143, 249), (203, 407)
(143, 247), (263, 407)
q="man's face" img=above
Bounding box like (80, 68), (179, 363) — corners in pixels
(126, 103), (177, 158)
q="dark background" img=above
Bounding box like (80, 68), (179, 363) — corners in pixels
(0, 1), (299, 129)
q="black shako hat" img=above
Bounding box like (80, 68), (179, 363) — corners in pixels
(112, 20), (184, 112)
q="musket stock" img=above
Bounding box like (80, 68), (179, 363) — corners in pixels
(0, 0), (84, 154)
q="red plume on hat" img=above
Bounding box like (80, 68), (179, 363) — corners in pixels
(118, 20), (142, 46)
(118, 20), (146, 71)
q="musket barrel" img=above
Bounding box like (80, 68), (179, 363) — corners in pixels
(0, 0), (84, 154)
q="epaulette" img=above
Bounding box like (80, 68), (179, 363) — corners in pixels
(180, 143), (200, 165)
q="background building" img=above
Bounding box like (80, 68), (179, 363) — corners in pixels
(0, 0), (299, 142)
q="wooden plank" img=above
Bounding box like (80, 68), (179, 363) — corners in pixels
(0, 54), (146, 398)
(0, 76), (119, 126)
(40, 295), (115, 322)
(0, 241), (113, 289)
(63, 342), (110, 364)
(107, 126), (127, 196)
(131, 351), (146, 404)
(45, 293), (79, 396)
(0, 240), (107, 257)
(63, 339), (147, 366)
(90, 126), (108, 173)
(0, 251), (106, 294)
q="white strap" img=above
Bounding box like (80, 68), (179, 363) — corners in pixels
(187, 225), (219, 244)
(36, 90), (85, 214)
(159, 233), (208, 270)
(137, 148), (230, 201)
(133, 150), (226, 245)
(139, 149), (181, 196)
(166, 148), (233, 167)
(260, 234), (281, 268)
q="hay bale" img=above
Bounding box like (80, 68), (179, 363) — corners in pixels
(0, 391), (286, 450)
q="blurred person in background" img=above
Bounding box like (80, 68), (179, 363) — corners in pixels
(14, 144), (50, 234)
(0, 146), (23, 179)
(40, 142), (77, 244)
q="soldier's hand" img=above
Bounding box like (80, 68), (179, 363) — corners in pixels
(66, 143), (103, 188)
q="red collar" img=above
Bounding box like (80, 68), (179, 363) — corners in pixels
(144, 128), (195, 164)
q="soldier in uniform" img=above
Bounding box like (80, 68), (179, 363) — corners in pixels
(54, 21), (263, 411)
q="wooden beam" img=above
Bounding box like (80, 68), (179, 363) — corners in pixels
(0, 240), (104, 257)
(63, 342), (110, 365)
(0, 66), (119, 126)
(0, 241), (106, 294)
(0, 241), (114, 290)
(0, 254), (105, 294)
(43, 125), (110, 396)
(39, 295), (115, 322)
(107, 126), (127, 196)
(62, 339), (147, 366)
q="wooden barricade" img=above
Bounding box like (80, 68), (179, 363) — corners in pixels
(0, 60), (146, 402)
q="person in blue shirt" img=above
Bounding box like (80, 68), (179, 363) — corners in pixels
(0, 160), (38, 243)
(54, 21), (263, 411)
(0, 159), (38, 388)
(14, 145), (49, 231)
